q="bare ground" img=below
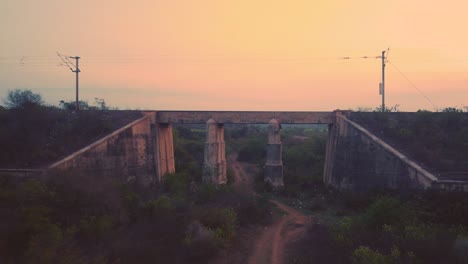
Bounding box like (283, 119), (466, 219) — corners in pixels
(247, 200), (311, 264)
(216, 154), (312, 264)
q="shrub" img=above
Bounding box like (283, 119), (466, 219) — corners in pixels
(236, 195), (273, 226)
(183, 221), (217, 261)
(79, 215), (114, 241)
(237, 138), (266, 164)
(144, 195), (174, 217)
(195, 207), (238, 248)
(362, 196), (414, 230)
(164, 173), (190, 196)
(351, 246), (392, 264)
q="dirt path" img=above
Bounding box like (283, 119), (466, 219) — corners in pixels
(247, 200), (311, 264)
(228, 153), (256, 190)
(228, 154), (311, 264)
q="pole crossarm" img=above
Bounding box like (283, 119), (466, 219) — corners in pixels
(57, 52), (81, 111)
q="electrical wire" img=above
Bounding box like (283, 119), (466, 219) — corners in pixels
(387, 61), (438, 110)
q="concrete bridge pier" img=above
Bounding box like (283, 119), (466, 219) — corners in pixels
(155, 123), (175, 181)
(203, 119), (227, 184)
(265, 119), (284, 187)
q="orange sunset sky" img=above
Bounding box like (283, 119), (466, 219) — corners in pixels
(1, 0), (467, 111)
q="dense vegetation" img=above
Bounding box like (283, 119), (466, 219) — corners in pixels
(0, 89), (142, 168)
(0, 121), (274, 263)
(331, 192), (468, 263)
(280, 125), (328, 194)
(3, 89), (468, 263)
(0, 171), (274, 263)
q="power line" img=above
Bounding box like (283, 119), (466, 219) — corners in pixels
(387, 61), (438, 110)
(57, 52), (81, 111)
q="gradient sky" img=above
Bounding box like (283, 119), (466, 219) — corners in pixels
(1, 0), (467, 111)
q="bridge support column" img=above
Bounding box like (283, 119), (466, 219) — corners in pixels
(323, 123), (337, 185)
(265, 119), (284, 187)
(203, 119), (227, 184)
(155, 123), (175, 181)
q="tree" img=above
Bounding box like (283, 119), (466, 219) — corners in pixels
(93, 98), (108, 110)
(440, 107), (463, 113)
(59, 98), (111, 111)
(59, 100), (89, 111)
(373, 104), (400, 112)
(3, 89), (43, 109)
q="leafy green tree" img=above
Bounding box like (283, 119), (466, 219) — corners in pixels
(3, 89), (43, 109)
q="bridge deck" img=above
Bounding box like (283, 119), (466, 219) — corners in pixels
(155, 111), (335, 124)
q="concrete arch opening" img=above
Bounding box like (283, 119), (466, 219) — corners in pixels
(155, 113), (334, 188)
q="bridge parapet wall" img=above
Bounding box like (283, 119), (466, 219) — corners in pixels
(49, 115), (156, 186)
(325, 113), (438, 190)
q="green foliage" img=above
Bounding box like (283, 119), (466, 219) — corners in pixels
(173, 125), (205, 181)
(144, 195), (174, 217)
(183, 221), (218, 261)
(79, 215), (114, 241)
(351, 246), (392, 264)
(280, 126), (327, 197)
(330, 216), (359, 249)
(164, 172), (190, 196)
(237, 137), (266, 164)
(362, 196), (414, 230)
(329, 191), (468, 264)
(236, 195), (273, 226)
(3, 89), (43, 109)
(195, 183), (220, 204)
(195, 207), (238, 248)
(24, 223), (65, 264)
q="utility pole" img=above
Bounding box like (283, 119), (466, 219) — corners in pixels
(341, 49), (389, 111)
(70, 56), (81, 111)
(381, 50), (386, 111)
(57, 52), (81, 111)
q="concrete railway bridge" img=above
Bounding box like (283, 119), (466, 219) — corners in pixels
(42, 111), (468, 192)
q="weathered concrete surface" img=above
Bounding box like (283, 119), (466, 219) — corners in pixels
(324, 112), (438, 190)
(15, 110), (466, 191)
(0, 169), (45, 178)
(156, 111), (334, 124)
(433, 180), (468, 192)
(155, 123), (175, 181)
(49, 115), (156, 186)
(265, 119), (284, 187)
(203, 119), (227, 184)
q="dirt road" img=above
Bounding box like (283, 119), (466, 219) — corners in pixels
(228, 153), (256, 190)
(247, 200), (310, 264)
(228, 154), (311, 264)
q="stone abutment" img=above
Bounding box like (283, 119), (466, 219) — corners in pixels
(35, 110), (467, 192)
